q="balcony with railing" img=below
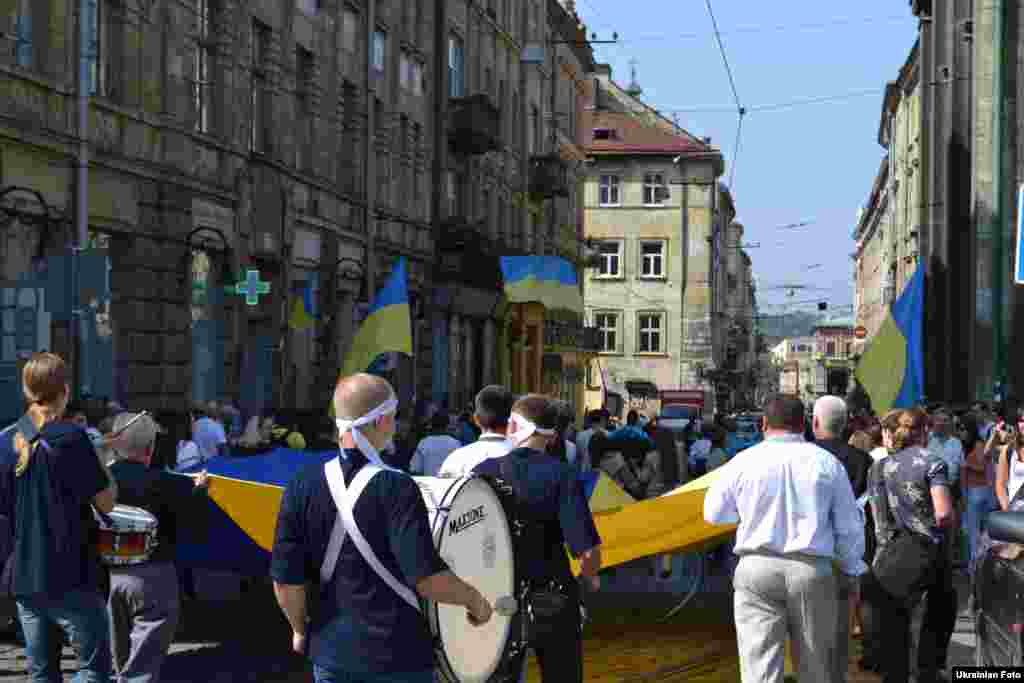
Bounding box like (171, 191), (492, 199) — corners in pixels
(436, 216), (502, 292)
(448, 94), (501, 156)
(528, 154), (570, 201)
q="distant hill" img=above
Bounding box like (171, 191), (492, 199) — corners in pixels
(756, 311), (824, 341)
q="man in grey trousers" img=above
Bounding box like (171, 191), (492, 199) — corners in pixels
(704, 395), (866, 683)
(107, 413), (209, 682)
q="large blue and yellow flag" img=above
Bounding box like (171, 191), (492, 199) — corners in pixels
(856, 263), (924, 414)
(176, 448), (735, 577)
(339, 256), (413, 379)
(499, 256), (583, 315)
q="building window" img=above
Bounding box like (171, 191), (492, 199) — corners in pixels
(528, 104), (540, 155)
(596, 240), (622, 278)
(510, 90), (519, 146)
(341, 9), (357, 53)
(448, 34), (464, 98)
(295, 46), (314, 170)
(371, 30), (386, 72)
(13, 0), (32, 67)
(640, 241), (665, 278)
(826, 341), (836, 356)
(444, 170), (458, 217)
(250, 20), (271, 153)
(595, 312), (619, 353)
(189, 0), (218, 132)
(84, 0), (104, 96)
(400, 52), (424, 95)
(481, 186), (491, 230)
(638, 313), (663, 353)
(643, 173), (669, 205)
(599, 175), (620, 206)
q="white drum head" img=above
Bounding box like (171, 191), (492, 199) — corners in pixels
(415, 477), (516, 683)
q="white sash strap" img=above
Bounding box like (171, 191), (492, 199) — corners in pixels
(320, 457), (421, 613)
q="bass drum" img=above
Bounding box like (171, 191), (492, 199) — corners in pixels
(414, 476), (520, 683)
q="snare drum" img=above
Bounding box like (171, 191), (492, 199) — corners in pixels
(94, 505), (159, 567)
(414, 476), (521, 683)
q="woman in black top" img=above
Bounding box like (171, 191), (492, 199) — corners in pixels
(0, 353), (117, 682)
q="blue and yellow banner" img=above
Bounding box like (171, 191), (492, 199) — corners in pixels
(499, 256), (583, 316)
(176, 448), (734, 577)
(339, 257), (412, 379)
(856, 263), (924, 414)
(287, 273), (319, 331)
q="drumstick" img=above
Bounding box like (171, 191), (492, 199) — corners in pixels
(109, 410), (150, 439)
(494, 596), (517, 617)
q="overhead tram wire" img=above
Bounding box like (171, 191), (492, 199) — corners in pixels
(729, 113), (744, 190)
(704, 0), (746, 192)
(705, 0), (742, 112)
(608, 13), (913, 43)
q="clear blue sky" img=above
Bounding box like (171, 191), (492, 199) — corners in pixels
(579, 0), (919, 317)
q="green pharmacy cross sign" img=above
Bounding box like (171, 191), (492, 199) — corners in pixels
(226, 269), (271, 306)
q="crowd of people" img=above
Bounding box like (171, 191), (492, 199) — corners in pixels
(705, 392), (1015, 683)
(2, 349), (1011, 683)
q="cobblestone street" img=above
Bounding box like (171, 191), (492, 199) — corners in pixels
(0, 565), (979, 681)
(0, 573), (310, 682)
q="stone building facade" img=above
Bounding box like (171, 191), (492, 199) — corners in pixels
(853, 41), (922, 352)
(717, 221), (758, 409)
(0, 0), (595, 425)
(580, 65), (728, 415)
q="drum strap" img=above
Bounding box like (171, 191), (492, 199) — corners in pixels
(321, 458), (421, 613)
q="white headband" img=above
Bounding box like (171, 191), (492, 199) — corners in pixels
(335, 397), (398, 468)
(508, 411), (556, 447)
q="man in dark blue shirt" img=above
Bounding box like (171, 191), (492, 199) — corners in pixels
(272, 374), (493, 683)
(473, 394), (602, 683)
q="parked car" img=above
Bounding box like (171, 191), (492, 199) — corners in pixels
(976, 511), (1024, 666)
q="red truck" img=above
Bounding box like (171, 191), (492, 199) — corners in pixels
(657, 389), (709, 435)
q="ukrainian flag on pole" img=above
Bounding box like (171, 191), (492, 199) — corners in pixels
(855, 263), (924, 414)
(334, 256), (412, 390)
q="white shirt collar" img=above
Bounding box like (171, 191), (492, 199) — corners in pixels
(764, 433), (804, 443)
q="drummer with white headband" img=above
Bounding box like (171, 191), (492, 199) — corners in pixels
(472, 393), (602, 683)
(271, 373), (492, 683)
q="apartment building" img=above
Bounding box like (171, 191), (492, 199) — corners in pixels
(579, 65), (728, 414)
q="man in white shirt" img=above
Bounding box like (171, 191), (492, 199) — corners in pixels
(440, 386), (514, 478)
(410, 413), (462, 476)
(704, 395), (866, 683)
